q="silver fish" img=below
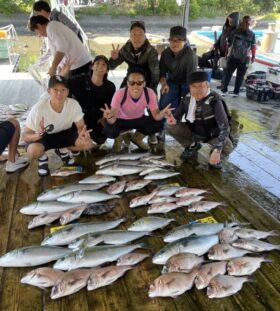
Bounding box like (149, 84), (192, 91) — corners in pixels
(140, 155), (164, 162)
(21, 267), (64, 288)
(57, 190), (120, 204)
(232, 239), (280, 252)
(129, 192), (156, 208)
(139, 167), (163, 176)
(99, 160), (141, 169)
(117, 253), (150, 266)
(162, 253), (204, 274)
(87, 265), (132, 290)
(96, 153), (149, 166)
(107, 181), (126, 195)
(37, 183), (108, 201)
(227, 256), (273, 276)
(208, 244), (252, 260)
(153, 235), (219, 265)
(79, 175), (116, 184)
(175, 187), (208, 197)
(234, 228), (279, 240)
(155, 185), (185, 197)
(51, 268), (92, 299)
(188, 201), (225, 212)
(41, 218), (125, 246)
(147, 203), (179, 214)
(96, 165), (144, 176)
(60, 206), (87, 225)
(207, 275), (252, 298)
(0, 246), (72, 267)
(54, 243), (145, 270)
(164, 222), (231, 243)
(146, 159), (175, 168)
(144, 171), (180, 180)
(68, 230), (150, 249)
(20, 201), (85, 215)
(148, 269), (198, 298)
(219, 227), (238, 244)
(176, 195), (204, 207)
(128, 216), (175, 232)
(195, 261), (227, 289)
(148, 196), (177, 204)
(124, 179), (151, 192)
(28, 211), (62, 229)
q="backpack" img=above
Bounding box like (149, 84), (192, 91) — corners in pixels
(228, 33), (251, 61)
(120, 86), (150, 106)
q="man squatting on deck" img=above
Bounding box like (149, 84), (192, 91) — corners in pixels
(167, 71), (234, 169)
(23, 75), (94, 177)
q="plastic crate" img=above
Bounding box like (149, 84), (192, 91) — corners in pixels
(246, 85), (273, 102)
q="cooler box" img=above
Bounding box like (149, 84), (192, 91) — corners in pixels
(246, 83), (273, 102)
(266, 67), (280, 85)
(0, 38), (9, 59)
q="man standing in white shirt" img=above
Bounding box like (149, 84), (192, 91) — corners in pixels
(29, 16), (91, 77)
(23, 75), (94, 176)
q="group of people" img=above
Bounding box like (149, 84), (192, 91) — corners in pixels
(1, 1), (254, 175)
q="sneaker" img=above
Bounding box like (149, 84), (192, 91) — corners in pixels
(180, 143), (200, 160)
(38, 155), (49, 177)
(70, 151), (80, 157)
(221, 90), (228, 97)
(5, 156), (29, 173)
(209, 162), (223, 170)
(55, 148), (75, 165)
(148, 134), (158, 145)
(216, 85), (222, 90)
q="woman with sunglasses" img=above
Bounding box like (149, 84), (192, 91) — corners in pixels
(101, 67), (174, 152)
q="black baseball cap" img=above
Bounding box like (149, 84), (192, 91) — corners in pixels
(189, 71), (209, 84)
(48, 75), (69, 88)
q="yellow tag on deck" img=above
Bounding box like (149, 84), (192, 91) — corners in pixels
(196, 216), (218, 223)
(50, 225), (66, 234)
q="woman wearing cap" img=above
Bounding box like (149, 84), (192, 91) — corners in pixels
(61, 55), (116, 147)
(167, 71), (234, 169)
(159, 25), (198, 140)
(101, 67), (174, 152)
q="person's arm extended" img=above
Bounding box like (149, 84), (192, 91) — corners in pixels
(23, 127), (42, 143)
(48, 51), (65, 76)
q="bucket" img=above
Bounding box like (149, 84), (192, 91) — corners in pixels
(0, 30), (7, 38)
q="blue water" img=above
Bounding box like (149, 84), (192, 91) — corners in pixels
(197, 30), (265, 42)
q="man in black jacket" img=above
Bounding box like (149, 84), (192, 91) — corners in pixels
(167, 71), (234, 169)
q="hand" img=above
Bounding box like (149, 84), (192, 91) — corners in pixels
(100, 103), (114, 120)
(48, 65), (57, 76)
(58, 58), (75, 77)
(161, 83), (169, 94)
(209, 149), (221, 165)
(78, 125), (92, 140)
(160, 104), (174, 118)
(111, 44), (120, 60)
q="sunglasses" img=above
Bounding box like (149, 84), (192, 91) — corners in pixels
(128, 80), (145, 86)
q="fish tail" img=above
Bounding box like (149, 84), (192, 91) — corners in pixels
(269, 230), (279, 237)
(262, 254), (273, 263)
(246, 276), (256, 283)
(136, 242), (150, 249)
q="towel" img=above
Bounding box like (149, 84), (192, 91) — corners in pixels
(186, 89), (211, 123)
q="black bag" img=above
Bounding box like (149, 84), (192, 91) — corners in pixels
(228, 34), (251, 61)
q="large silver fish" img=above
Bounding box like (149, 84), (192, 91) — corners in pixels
(144, 171), (180, 180)
(195, 261), (227, 289)
(68, 230), (150, 249)
(124, 179), (151, 192)
(232, 239), (280, 252)
(207, 275), (252, 298)
(87, 265), (132, 290)
(41, 218), (125, 246)
(96, 165), (145, 176)
(96, 152), (149, 166)
(148, 196), (177, 204)
(20, 201), (85, 215)
(227, 256), (273, 276)
(51, 268), (92, 299)
(54, 243), (145, 270)
(117, 253), (150, 266)
(147, 202), (179, 214)
(0, 246), (72, 267)
(57, 190), (120, 204)
(162, 253), (204, 274)
(234, 228), (279, 240)
(152, 235), (219, 265)
(37, 183), (108, 201)
(21, 267), (64, 288)
(107, 181), (126, 195)
(28, 211), (62, 229)
(154, 185), (185, 197)
(175, 187), (208, 197)
(208, 244), (252, 260)
(129, 192), (156, 208)
(127, 216), (175, 232)
(148, 269), (198, 298)
(78, 175), (116, 184)
(188, 201), (225, 212)
(139, 167), (164, 176)
(164, 222), (229, 243)
(176, 195), (204, 207)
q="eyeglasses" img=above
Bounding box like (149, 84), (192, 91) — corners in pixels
(128, 80), (145, 86)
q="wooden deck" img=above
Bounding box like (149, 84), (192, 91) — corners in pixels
(1, 73), (280, 310)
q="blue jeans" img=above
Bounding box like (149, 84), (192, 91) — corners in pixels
(159, 81), (189, 114)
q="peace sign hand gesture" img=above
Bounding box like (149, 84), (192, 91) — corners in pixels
(111, 44), (120, 60)
(100, 104), (114, 120)
(160, 104), (177, 125)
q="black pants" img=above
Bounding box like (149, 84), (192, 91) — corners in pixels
(103, 115), (164, 139)
(69, 61), (92, 78)
(84, 115), (107, 145)
(222, 57), (248, 94)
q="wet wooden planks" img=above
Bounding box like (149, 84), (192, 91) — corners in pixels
(0, 144), (280, 311)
